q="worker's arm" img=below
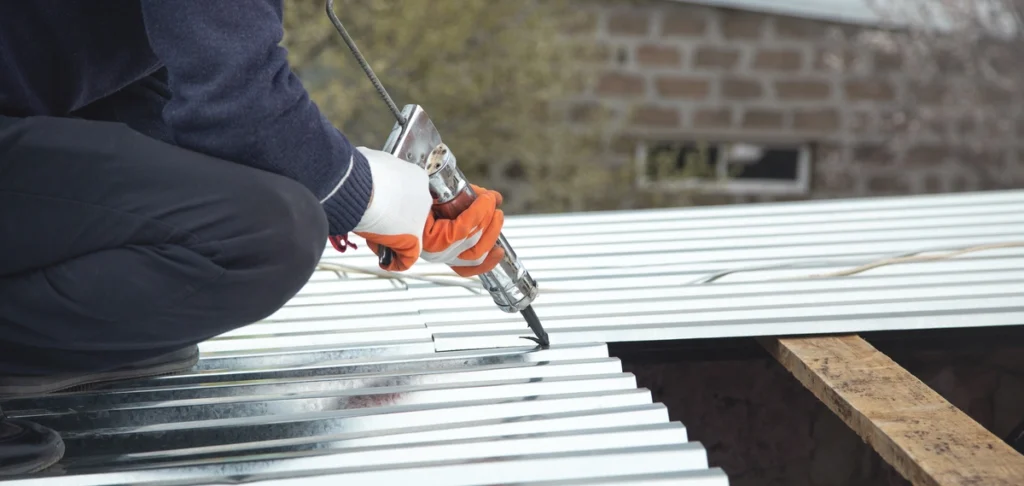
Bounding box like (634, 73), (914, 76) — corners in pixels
(138, 0), (371, 236)
(139, 0), (506, 275)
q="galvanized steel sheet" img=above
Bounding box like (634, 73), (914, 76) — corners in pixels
(7, 190), (1024, 484)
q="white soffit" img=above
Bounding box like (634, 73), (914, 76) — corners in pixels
(669, 0), (1020, 36)
(671, 0), (885, 26)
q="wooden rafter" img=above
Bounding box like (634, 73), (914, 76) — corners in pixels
(761, 334), (1024, 486)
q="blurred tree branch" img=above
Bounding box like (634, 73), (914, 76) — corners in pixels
(282, 0), (620, 214)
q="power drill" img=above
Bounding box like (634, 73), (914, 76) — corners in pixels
(326, 1), (549, 346)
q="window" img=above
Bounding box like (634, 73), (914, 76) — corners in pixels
(634, 140), (812, 196)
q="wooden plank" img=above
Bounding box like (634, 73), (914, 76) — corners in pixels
(760, 334), (1024, 486)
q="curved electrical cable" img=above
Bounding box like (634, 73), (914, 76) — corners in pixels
(316, 240), (1024, 294)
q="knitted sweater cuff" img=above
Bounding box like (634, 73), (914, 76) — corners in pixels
(321, 150), (373, 236)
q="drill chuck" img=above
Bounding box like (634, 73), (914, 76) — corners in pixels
(425, 144), (539, 313)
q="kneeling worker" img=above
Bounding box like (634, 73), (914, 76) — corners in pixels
(0, 0), (506, 474)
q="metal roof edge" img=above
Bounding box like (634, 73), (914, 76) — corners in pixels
(665, 0), (1021, 37)
(666, 0), (885, 27)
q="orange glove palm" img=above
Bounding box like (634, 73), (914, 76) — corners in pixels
(421, 185), (506, 277)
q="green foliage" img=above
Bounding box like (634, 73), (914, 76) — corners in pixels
(647, 142), (718, 182)
(640, 141), (741, 208)
(282, 0), (612, 214)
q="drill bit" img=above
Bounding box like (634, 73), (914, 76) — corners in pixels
(520, 305), (549, 347)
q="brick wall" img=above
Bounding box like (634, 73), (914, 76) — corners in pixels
(563, 0), (1024, 204)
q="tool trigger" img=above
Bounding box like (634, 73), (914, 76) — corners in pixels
(377, 246), (394, 267)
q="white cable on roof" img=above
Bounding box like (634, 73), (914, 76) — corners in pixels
(315, 241), (1024, 294)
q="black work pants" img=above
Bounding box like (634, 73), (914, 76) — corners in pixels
(0, 115), (328, 375)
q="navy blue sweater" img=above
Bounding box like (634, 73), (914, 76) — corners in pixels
(0, 0), (371, 236)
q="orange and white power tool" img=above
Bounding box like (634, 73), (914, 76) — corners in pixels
(326, 1), (549, 346)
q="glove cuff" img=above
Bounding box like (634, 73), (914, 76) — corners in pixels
(321, 150), (373, 236)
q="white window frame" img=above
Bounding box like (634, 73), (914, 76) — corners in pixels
(633, 140), (812, 196)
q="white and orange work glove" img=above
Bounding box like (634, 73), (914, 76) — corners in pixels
(349, 147), (505, 277)
(420, 184), (506, 277)
(350, 147), (433, 272)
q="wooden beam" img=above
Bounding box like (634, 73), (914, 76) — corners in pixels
(761, 334), (1024, 486)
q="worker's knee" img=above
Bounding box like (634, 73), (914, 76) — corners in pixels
(252, 175), (328, 274)
(212, 172), (328, 322)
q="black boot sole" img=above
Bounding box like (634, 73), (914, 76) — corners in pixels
(0, 345), (199, 398)
(0, 419), (65, 476)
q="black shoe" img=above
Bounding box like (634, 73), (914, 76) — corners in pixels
(0, 408), (64, 476)
(0, 345), (200, 398)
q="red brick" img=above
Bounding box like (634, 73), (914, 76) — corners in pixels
(720, 10), (761, 39)
(793, 109), (840, 131)
(904, 145), (948, 167)
(753, 49), (803, 71)
(845, 80), (896, 101)
(608, 12), (650, 36)
(874, 50), (903, 71)
(721, 78), (763, 99)
(911, 81), (946, 105)
(775, 17), (828, 40)
(950, 174), (976, 191)
(866, 173), (910, 193)
(954, 147), (1006, 169)
(636, 44), (683, 67)
(720, 11), (765, 39)
(924, 173), (945, 192)
(655, 76), (710, 99)
(775, 80), (831, 100)
(982, 84), (1014, 105)
(693, 46), (741, 69)
(849, 111), (873, 134)
(662, 12), (707, 36)
(852, 143), (893, 167)
(693, 108), (733, 128)
(595, 71), (646, 97)
(813, 48), (859, 72)
(813, 164), (856, 192)
(932, 48), (965, 74)
(954, 115), (1008, 138)
(742, 109), (785, 129)
(630, 105), (681, 127)
(924, 117), (948, 137)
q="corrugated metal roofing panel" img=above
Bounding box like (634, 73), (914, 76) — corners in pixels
(3, 341), (724, 485)
(303, 189), (1024, 351)
(5, 189), (1024, 484)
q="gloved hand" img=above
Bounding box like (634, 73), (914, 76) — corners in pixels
(421, 184), (506, 277)
(346, 147), (506, 277)
(349, 147), (433, 272)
